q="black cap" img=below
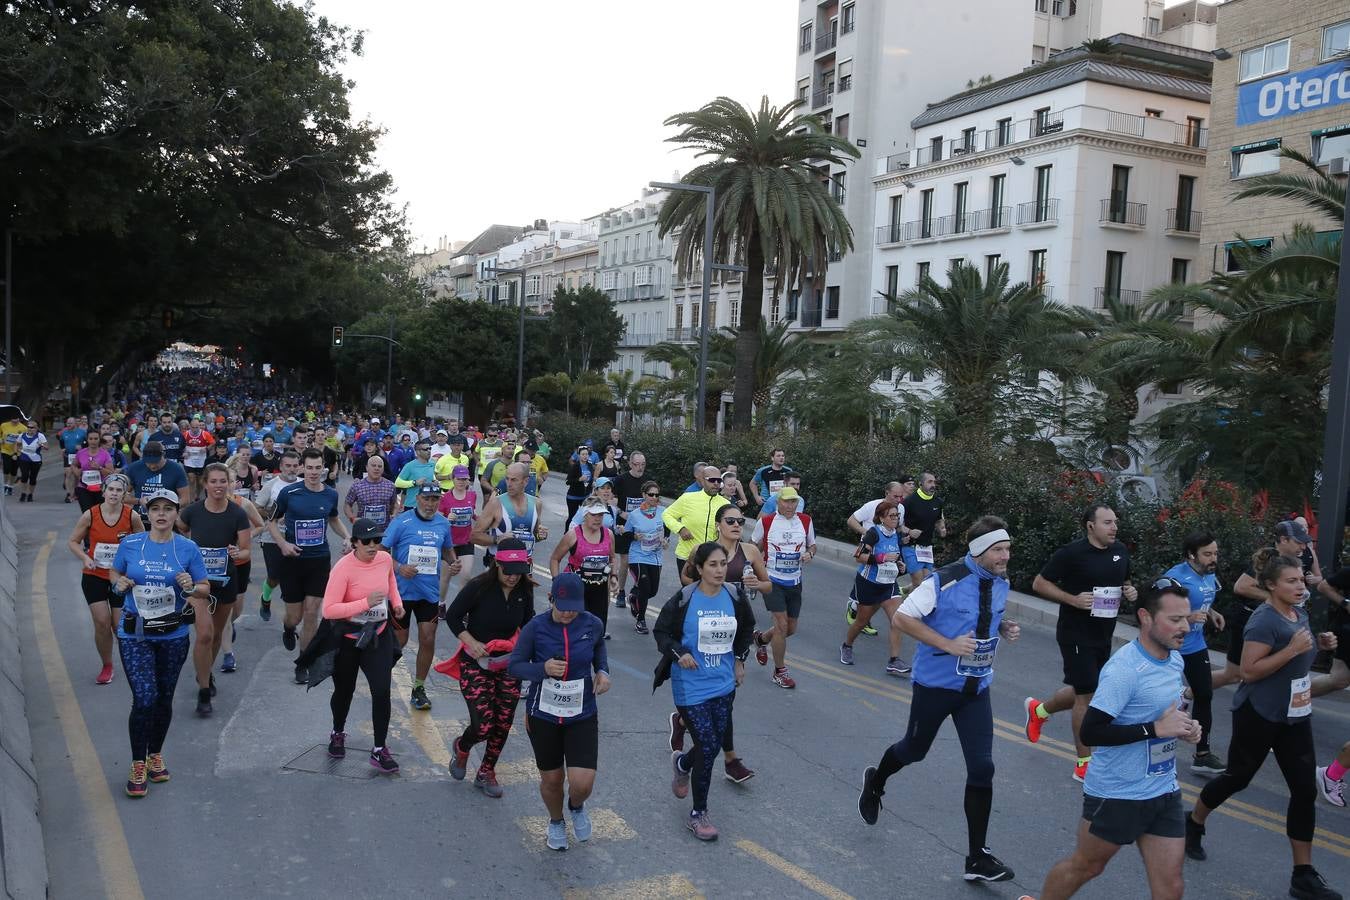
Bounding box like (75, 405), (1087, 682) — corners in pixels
(352, 518), (384, 542)
(898, 473), (915, 485)
(143, 440), (164, 460)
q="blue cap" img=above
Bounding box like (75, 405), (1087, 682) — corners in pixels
(551, 573), (585, 611)
(594, 476), (613, 488)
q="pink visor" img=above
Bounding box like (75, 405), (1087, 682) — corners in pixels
(496, 548), (530, 565)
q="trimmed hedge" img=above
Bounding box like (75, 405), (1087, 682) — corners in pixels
(539, 415), (1273, 603)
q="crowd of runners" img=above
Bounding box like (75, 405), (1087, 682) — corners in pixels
(15, 361), (1348, 898)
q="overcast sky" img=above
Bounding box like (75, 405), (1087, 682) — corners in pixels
(308, 0), (794, 253)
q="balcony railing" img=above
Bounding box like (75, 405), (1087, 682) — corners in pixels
(799, 307), (823, 327)
(621, 332), (665, 347)
(1016, 198), (1059, 225)
(666, 327), (698, 343)
(1100, 199), (1147, 227)
(799, 37), (812, 54)
(811, 87), (834, 109)
(612, 286), (666, 302)
(1094, 287), (1142, 307)
(876, 223), (905, 245)
(903, 105), (1209, 172)
(841, 16), (854, 34)
(1165, 208), (1203, 234)
(885, 150), (911, 172)
(830, 185), (846, 204)
(815, 30), (837, 53)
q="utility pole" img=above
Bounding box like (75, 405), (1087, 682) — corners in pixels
(1316, 168), (1350, 574)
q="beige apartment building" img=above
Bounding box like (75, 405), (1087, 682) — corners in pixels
(1199, 0), (1350, 274)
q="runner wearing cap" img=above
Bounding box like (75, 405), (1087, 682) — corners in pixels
(428, 428), (453, 462)
(858, 517), (1021, 883)
(750, 486), (816, 689)
(509, 572), (611, 851)
(393, 438), (438, 510)
(380, 484), (460, 711)
(437, 466), (478, 596)
(654, 541), (757, 841)
(67, 473), (143, 684)
(108, 488), (210, 797)
(550, 498), (619, 640)
(568, 477), (618, 529)
(125, 441), (190, 513)
(443, 537), (536, 798)
(302, 517), (405, 775)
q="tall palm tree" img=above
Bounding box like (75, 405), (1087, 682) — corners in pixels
(658, 96), (858, 430)
(1233, 147), (1345, 222)
(606, 369), (659, 427)
(749, 319), (811, 419)
(851, 262), (1077, 435)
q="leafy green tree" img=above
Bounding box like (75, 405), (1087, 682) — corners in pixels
(643, 331), (735, 426)
(525, 371), (611, 417)
(546, 285), (625, 377)
(607, 370), (661, 427)
(658, 97), (858, 430)
(853, 262), (1078, 436)
(1, 2), (401, 415)
(768, 341), (900, 436)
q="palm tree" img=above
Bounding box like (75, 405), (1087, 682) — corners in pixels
(768, 340), (904, 436)
(658, 96), (859, 430)
(747, 319), (811, 419)
(644, 334), (734, 426)
(1233, 147), (1345, 223)
(524, 371), (611, 416)
(606, 369), (659, 427)
(851, 262), (1078, 435)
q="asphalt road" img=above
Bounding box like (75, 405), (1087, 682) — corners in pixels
(11, 469), (1350, 899)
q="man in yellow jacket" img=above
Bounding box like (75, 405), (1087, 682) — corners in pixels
(662, 465), (730, 566)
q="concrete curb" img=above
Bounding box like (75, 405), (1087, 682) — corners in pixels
(0, 501), (48, 900)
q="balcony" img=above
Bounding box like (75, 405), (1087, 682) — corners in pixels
(1165, 208), (1203, 236)
(1016, 199), (1059, 227)
(1099, 199), (1147, 228)
(876, 223), (906, 246)
(884, 150), (911, 173)
(815, 30), (837, 53)
(811, 87), (835, 109)
(621, 332), (665, 348)
(1094, 287), (1142, 308)
(799, 307), (823, 327)
(613, 286), (666, 302)
(666, 327), (699, 344)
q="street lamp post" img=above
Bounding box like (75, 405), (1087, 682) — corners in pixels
(484, 265), (529, 423)
(649, 182), (747, 431)
(1315, 166), (1350, 572)
(3, 228), (11, 405)
(340, 313), (400, 420)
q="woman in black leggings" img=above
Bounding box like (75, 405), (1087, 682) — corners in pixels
(1185, 552), (1340, 900)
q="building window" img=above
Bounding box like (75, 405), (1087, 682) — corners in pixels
(1052, 0), (1063, 14)
(787, 289), (800, 321)
(770, 295), (780, 326)
(989, 174), (1006, 227)
(1314, 126), (1350, 166)
(1174, 175), (1196, 231)
(799, 22), (812, 53)
(953, 182), (969, 233)
(690, 301), (699, 328)
(885, 265), (899, 301)
(985, 254), (1002, 281)
(1108, 164), (1131, 222)
(948, 257), (964, 274)
(1034, 164), (1053, 215)
(1029, 249), (1048, 287)
(841, 2), (855, 34)
(797, 78), (810, 102)
(826, 286), (840, 319)
(838, 59), (852, 92)
(708, 301), (717, 328)
(1326, 20), (1350, 59)
(1145, 108), (1162, 118)
(1239, 38), (1290, 83)
(1103, 251), (1125, 300)
(1232, 140), (1281, 178)
(1146, 16), (1160, 35)
(1185, 116), (1205, 147)
(1034, 0), (1048, 12)
(916, 261), (931, 284)
(995, 117), (1012, 146)
(730, 298), (741, 328)
(1034, 107), (1054, 136)
(920, 189), (934, 238)
(960, 127), (977, 153)
(929, 135), (943, 162)
(835, 114), (850, 140)
(1171, 258), (1190, 284)
(1224, 238), (1273, 273)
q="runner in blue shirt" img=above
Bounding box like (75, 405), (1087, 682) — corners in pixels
(60, 419), (88, 503)
(1164, 531), (1226, 776)
(1032, 579), (1201, 900)
(381, 484), (460, 711)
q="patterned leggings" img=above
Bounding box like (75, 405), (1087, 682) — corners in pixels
(457, 662), (521, 772)
(677, 691), (736, 812)
(118, 635), (191, 760)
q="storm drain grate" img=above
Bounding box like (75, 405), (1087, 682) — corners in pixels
(281, 744), (383, 780)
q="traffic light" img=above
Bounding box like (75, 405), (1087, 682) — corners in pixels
(162, 309), (174, 329)
(413, 390), (423, 402)
(332, 326), (344, 347)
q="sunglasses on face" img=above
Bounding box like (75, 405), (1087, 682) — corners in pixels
(705, 477), (723, 484)
(355, 537), (380, 546)
(645, 491), (661, 498)
(723, 517), (746, 526)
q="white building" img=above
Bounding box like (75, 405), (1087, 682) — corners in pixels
(520, 236), (600, 314)
(870, 34), (1211, 421)
(792, 0), (1218, 332)
(477, 220), (594, 305)
(596, 189), (675, 378)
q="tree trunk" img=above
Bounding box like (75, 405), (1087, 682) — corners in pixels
(732, 228), (764, 431)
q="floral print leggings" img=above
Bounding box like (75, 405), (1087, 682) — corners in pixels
(457, 662), (521, 773)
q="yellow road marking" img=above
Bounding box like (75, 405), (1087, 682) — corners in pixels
(390, 657), (451, 766)
(516, 807), (636, 848)
(735, 839), (855, 900)
(29, 533), (146, 900)
(562, 874), (704, 899)
(789, 655), (1350, 855)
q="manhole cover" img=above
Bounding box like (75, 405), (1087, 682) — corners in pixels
(282, 743), (384, 780)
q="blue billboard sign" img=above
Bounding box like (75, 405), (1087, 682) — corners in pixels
(1236, 60), (1350, 126)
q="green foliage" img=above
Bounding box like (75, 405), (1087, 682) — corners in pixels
(524, 370), (610, 417)
(659, 96), (858, 430)
(546, 285), (626, 377)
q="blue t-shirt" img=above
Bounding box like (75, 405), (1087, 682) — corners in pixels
(671, 586), (738, 707)
(1166, 562), (1219, 656)
(264, 426), (293, 446)
(60, 428), (87, 455)
(125, 459), (188, 502)
(273, 482), (340, 557)
(150, 428), (185, 461)
(396, 459), (438, 508)
(382, 511), (454, 602)
(761, 491), (806, 517)
(684, 482), (700, 493)
(112, 533), (208, 641)
(752, 464), (793, 498)
(624, 506), (666, 566)
(858, 525), (902, 584)
(1084, 640), (1185, 801)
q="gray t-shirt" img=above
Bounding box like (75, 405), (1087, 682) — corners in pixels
(1233, 603), (1315, 724)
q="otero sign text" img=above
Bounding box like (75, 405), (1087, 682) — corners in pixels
(1237, 60), (1350, 126)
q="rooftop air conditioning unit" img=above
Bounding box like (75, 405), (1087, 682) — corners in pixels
(1329, 156), (1348, 177)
